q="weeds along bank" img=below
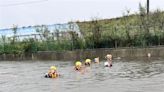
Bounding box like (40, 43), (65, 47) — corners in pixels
(77, 10), (164, 49)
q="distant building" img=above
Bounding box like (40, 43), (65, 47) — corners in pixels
(0, 22), (82, 42)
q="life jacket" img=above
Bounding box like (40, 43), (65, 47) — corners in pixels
(48, 70), (58, 78)
(75, 66), (81, 71)
(51, 73), (58, 78)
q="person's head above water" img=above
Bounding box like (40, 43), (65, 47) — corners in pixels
(50, 66), (57, 70)
(75, 61), (82, 67)
(85, 59), (91, 63)
(46, 66), (59, 78)
(75, 61), (82, 71)
(106, 53), (112, 59)
(85, 59), (91, 66)
(147, 53), (151, 58)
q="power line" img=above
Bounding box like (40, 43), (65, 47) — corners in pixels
(0, 0), (48, 7)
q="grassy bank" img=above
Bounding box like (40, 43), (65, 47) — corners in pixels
(77, 7), (164, 48)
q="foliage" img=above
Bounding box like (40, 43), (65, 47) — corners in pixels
(1, 3), (164, 54)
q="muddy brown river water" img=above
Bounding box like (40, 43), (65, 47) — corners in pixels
(0, 59), (164, 92)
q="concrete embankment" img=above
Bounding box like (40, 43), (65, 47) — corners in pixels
(0, 47), (164, 61)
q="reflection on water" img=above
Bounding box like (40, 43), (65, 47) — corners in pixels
(0, 59), (164, 92)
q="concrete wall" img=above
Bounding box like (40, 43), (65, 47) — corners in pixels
(0, 47), (164, 61)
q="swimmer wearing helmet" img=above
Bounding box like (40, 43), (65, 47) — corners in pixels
(84, 59), (91, 66)
(45, 66), (59, 78)
(105, 53), (113, 67)
(74, 61), (83, 71)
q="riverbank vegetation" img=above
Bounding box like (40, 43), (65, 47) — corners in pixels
(0, 4), (164, 54)
(78, 4), (164, 48)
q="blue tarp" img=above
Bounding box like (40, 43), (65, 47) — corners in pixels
(0, 23), (80, 37)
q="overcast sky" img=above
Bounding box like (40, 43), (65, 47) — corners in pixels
(0, 0), (164, 29)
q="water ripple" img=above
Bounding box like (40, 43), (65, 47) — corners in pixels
(0, 60), (164, 92)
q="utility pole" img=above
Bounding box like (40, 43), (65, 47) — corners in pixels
(147, 0), (149, 15)
(147, 0), (150, 47)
